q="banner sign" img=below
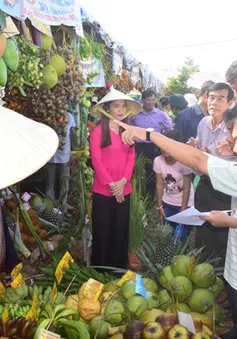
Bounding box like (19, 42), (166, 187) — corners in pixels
(0, 0), (22, 19)
(24, 0), (83, 37)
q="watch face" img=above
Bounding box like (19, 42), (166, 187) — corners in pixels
(147, 128), (154, 132)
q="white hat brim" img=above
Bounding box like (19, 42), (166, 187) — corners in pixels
(91, 89), (141, 118)
(0, 107), (59, 189)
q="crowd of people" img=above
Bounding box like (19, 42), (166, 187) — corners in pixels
(88, 59), (237, 338)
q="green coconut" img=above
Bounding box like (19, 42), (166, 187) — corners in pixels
(208, 277), (225, 299)
(104, 300), (125, 325)
(157, 289), (172, 311)
(89, 315), (111, 339)
(191, 263), (216, 288)
(188, 288), (214, 314)
(127, 295), (148, 317)
(171, 255), (191, 277)
(41, 33), (53, 50)
(0, 58), (7, 87)
(103, 280), (119, 293)
(42, 64), (58, 89)
(178, 303), (191, 313)
(170, 276), (193, 302)
(142, 278), (158, 293)
(50, 54), (66, 76)
(158, 266), (175, 290)
(139, 308), (164, 324)
(120, 280), (136, 299)
(205, 303), (224, 324)
(146, 291), (159, 309)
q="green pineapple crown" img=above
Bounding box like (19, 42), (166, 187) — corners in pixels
(156, 223), (173, 244)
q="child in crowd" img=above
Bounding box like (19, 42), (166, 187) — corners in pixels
(153, 130), (194, 235)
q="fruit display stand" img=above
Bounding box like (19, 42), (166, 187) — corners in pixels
(0, 252), (228, 338)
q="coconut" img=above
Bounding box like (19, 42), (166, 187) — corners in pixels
(103, 280), (119, 293)
(146, 291), (159, 309)
(170, 276), (193, 302)
(208, 277), (224, 299)
(50, 54), (67, 76)
(171, 255), (191, 277)
(89, 315), (111, 339)
(139, 309), (164, 324)
(42, 64), (58, 89)
(178, 303), (191, 313)
(191, 263), (216, 288)
(104, 300), (125, 325)
(205, 303), (224, 324)
(188, 289), (214, 314)
(142, 278), (158, 293)
(127, 295), (148, 317)
(41, 33), (53, 50)
(64, 294), (79, 310)
(157, 266), (174, 291)
(120, 280), (136, 299)
(157, 290), (172, 311)
(123, 320), (145, 339)
(78, 297), (101, 321)
(177, 303), (191, 313)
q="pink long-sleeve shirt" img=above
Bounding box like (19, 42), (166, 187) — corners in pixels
(90, 124), (135, 196)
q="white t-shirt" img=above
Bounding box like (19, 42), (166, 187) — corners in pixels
(208, 155), (237, 290)
(153, 155), (195, 207)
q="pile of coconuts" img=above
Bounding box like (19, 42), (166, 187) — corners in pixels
(30, 45), (84, 150)
(91, 255), (224, 338)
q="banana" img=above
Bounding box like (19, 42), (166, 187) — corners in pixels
(42, 303), (53, 318)
(54, 308), (78, 322)
(33, 318), (51, 339)
(57, 319), (90, 339)
(53, 304), (66, 317)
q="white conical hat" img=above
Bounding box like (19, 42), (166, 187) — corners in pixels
(92, 88), (141, 118)
(0, 106), (59, 189)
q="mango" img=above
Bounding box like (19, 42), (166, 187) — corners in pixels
(0, 58), (7, 86)
(0, 34), (6, 58)
(3, 38), (19, 72)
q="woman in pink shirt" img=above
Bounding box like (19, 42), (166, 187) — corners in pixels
(90, 89), (141, 268)
(153, 130), (194, 237)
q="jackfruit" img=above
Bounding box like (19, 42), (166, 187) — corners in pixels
(3, 38), (19, 72)
(0, 34), (6, 58)
(42, 64), (58, 89)
(41, 34), (52, 51)
(0, 58), (7, 87)
(50, 54), (66, 76)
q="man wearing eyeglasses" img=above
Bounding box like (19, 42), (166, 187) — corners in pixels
(188, 83), (235, 264)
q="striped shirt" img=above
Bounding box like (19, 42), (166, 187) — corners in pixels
(208, 155), (237, 290)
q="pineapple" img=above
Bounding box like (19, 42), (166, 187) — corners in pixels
(155, 223), (176, 267)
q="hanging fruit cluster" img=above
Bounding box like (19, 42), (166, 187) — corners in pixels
(28, 43), (84, 149)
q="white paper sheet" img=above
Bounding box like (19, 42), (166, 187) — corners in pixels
(166, 206), (231, 226)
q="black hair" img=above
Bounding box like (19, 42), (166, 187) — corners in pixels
(207, 82), (234, 102)
(159, 96), (169, 107)
(199, 80), (215, 96)
(100, 102), (129, 148)
(226, 60), (237, 83)
(142, 89), (156, 100)
(163, 129), (184, 143)
(224, 104), (237, 124)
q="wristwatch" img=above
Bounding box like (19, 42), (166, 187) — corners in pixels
(146, 128), (155, 141)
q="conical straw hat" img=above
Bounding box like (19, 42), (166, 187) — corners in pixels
(0, 106), (59, 189)
(92, 88), (141, 118)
